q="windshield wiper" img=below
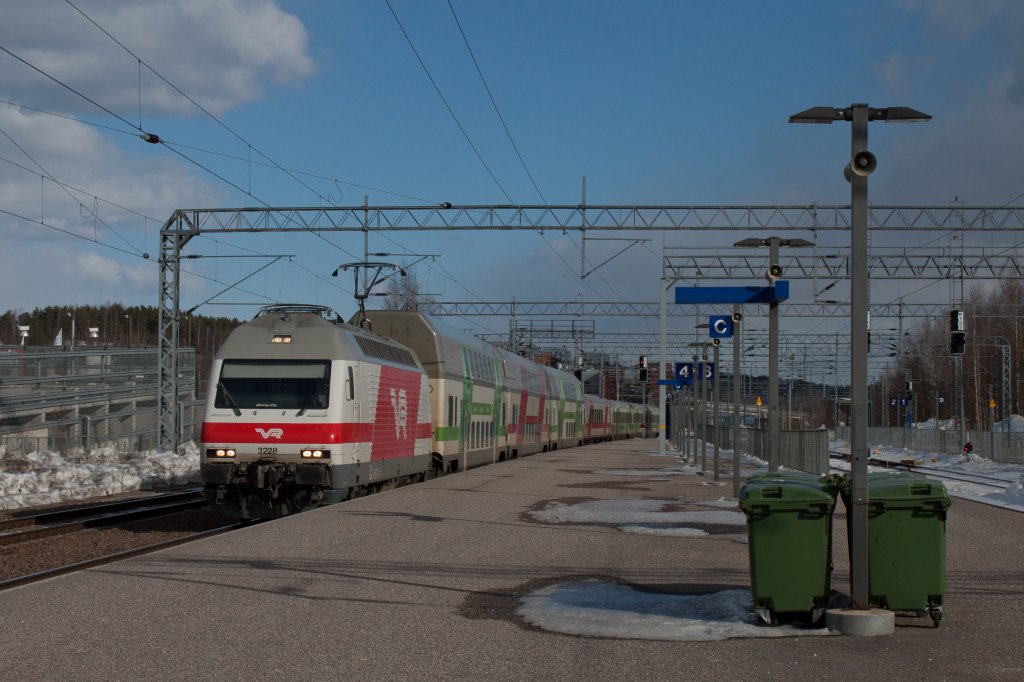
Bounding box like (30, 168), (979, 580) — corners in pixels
(218, 382), (242, 416)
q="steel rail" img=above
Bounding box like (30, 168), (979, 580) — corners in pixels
(0, 523), (246, 592)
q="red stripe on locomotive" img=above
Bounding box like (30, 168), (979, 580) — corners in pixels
(202, 421), (432, 446)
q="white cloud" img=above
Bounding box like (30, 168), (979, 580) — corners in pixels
(0, 0), (314, 117)
(874, 51), (910, 96)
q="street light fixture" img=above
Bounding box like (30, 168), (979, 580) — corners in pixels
(790, 102), (931, 615)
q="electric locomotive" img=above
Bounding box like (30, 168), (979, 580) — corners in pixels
(199, 304), (431, 518)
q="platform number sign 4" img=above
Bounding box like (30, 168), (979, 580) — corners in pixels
(675, 362), (694, 386)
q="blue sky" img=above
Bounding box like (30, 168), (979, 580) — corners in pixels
(0, 0), (1022, 352)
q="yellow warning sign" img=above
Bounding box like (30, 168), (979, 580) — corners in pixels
(989, 398), (997, 408)
(756, 396), (762, 406)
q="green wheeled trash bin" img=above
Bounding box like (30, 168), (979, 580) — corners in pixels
(740, 473), (837, 625)
(842, 472), (952, 627)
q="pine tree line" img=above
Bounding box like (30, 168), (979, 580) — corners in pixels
(0, 304), (242, 382)
(869, 280), (1024, 430)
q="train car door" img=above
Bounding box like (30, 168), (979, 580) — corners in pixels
(348, 363), (361, 461)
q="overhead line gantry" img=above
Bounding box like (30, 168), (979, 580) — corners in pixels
(157, 203), (1024, 450)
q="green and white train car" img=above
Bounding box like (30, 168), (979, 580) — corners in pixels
(361, 310), (505, 472)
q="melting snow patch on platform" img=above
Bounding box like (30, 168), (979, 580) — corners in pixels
(697, 497), (738, 508)
(518, 580), (835, 641)
(593, 465), (699, 477)
(528, 498), (746, 529)
(618, 525), (709, 537)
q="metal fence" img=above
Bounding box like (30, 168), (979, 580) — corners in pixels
(667, 399), (829, 475)
(835, 425), (1024, 465)
(0, 346), (201, 456)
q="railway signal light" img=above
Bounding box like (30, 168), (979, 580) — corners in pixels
(950, 331), (966, 355)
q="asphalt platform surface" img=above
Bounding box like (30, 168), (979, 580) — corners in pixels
(1, 439), (1022, 681)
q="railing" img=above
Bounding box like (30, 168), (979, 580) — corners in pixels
(0, 347), (201, 457)
(667, 400), (829, 474)
(0, 400), (205, 457)
(835, 425), (1024, 465)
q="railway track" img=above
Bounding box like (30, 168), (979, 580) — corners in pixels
(0, 522), (246, 592)
(828, 450), (1016, 494)
(0, 488), (209, 547)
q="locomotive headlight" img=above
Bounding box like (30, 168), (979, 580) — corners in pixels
(301, 449), (327, 458)
(208, 448), (236, 458)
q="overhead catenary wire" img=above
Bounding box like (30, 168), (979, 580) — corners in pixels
(0, 125), (143, 256)
(384, 0), (513, 204)
(440, 2), (629, 312)
(446, 0), (546, 205)
(56, 0), (481, 312)
(0, 98), (444, 206)
(61, 0), (330, 206)
(0, 40), (350, 307)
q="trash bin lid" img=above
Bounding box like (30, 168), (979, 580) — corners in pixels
(740, 479), (836, 510)
(839, 470), (921, 498)
(748, 470), (828, 485)
(868, 476), (952, 509)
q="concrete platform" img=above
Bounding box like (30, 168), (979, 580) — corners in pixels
(1, 439), (1022, 680)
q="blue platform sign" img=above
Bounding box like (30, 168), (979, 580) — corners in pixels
(675, 281), (789, 305)
(675, 361), (694, 386)
(709, 315), (734, 339)
(698, 362), (715, 382)
(900, 397), (910, 407)
(938, 396), (946, 404)
(889, 397), (897, 407)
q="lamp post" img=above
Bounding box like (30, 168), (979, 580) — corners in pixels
(67, 310), (76, 351)
(732, 304), (742, 497)
(733, 236), (812, 470)
(790, 103), (930, 611)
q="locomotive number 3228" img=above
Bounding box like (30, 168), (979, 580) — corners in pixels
(257, 447), (278, 455)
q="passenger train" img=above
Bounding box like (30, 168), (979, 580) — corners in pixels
(200, 304), (654, 518)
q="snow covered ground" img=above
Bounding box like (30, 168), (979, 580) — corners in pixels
(0, 443), (199, 510)
(830, 440), (1024, 512)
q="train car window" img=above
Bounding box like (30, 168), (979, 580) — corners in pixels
(448, 396), (454, 427)
(346, 366), (354, 401)
(217, 360), (331, 410)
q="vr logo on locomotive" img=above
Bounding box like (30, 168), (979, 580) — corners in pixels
(390, 387), (409, 441)
(255, 427), (284, 440)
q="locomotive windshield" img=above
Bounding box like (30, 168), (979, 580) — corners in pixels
(215, 360), (331, 410)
